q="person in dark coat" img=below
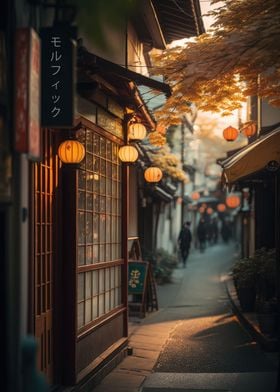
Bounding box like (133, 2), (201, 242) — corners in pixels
(197, 218), (207, 252)
(178, 221), (192, 267)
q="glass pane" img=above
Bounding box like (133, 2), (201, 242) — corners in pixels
(78, 246), (85, 266)
(106, 140), (112, 160)
(112, 164), (117, 180)
(94, 194), (99, 212)
(106, 178), (112, 196)
(100, 176), (106, 194)
(93, 245), (99, 263)
(92, 270), (98, 296)
(112, 144), (118, 162)
(86, 154), (93, 172)
(78, 170), (86, 189)
(93, 214), (99, 242)
(100, 196), (106, 213)
(98, 294), (105, 316)
(106, 197), (111, 213)
(78, 273), (85, 301)
(85, 299), (92, 324)
(105, 292), (110, 313)
(78, 302), (84, 329)
(106, 161), (112, 178)
(86, 213), (93, 243)
(86, 173), (93, 191)
(100, 245), (105, 263)
(110, 267), (115, 289)
(93, 133), (99, 153)
(86, 192), (93, 210)
(86, 130), (93, 152)
(86, 245), (93, 264)
(85, 271), (92, 299)
(92, 296), (98, 319)
(93, 175), (99, 193)
(93, 156), (99, 173)
(78, 190), (85, 209)
(106, 244), (111, 262)
(78, 212), (85, 244)
(106, 215), (111, 242)
(105, 268), (110, 290)
(110, 289), (115, 309)
(99, 269), (105, 292)
(100, 214), (105, 242)
(100, 138), (106, 156)
(100, 159), (106, 175)
(112, 181), (117, 196)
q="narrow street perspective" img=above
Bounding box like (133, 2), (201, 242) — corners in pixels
(93, 242), (278, 392)
(1, 1), (280, 391)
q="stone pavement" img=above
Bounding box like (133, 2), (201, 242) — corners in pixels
(91, 245), (278, 392)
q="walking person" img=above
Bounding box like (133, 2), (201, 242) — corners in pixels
(197, 217), (207, 252)
(177, 221), (192, 268)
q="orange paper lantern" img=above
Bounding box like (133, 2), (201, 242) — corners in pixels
(191, 191), (200, 201)
(223, 126), (239, 142)
(58, 140), (85, 163)
(242, 121), (257, 138)
(118, 145), (138, 162)
(144, 167), (163, 182)
(226, 194), (240, 208)
(128, 122), (147, 140)
(217, 203), (226, 212)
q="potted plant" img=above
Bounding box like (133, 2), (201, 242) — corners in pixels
(232, 257), (258, 312)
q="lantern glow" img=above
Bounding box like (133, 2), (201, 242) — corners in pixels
(58, 140), (85, 163)
(226, 194), (240, 208)
(118, 145), (138, 162)
(191, 191), (200, 201)
(223, 126), (239, 142)
(242, 121), (257, 138)
(128, 122), (147, 140)
(217, 203), (226, 212)
(144, 167), (163, 182)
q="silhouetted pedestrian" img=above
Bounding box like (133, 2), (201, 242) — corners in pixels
(197, 218), (207, 252)
(178, 221), (192, 267)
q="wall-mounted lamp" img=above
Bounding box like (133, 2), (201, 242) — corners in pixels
(144, 167), (163, 182)
(58, 139), (85, 163)
(118, 145), (138, 163)
(128, 122), (147, 141)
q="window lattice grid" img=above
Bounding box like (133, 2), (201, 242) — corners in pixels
(77, 266), (122, 329)
(76, 127), (123, 329)
(77, 129), (122, 266)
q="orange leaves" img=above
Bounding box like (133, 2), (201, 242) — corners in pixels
(150, 0), (280, 124)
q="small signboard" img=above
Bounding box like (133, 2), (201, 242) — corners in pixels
(128, 261), (158, 318)
(128, 261), (149, 294)
(40, 26), (76, 128)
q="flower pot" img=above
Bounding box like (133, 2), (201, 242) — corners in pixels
(237, 286), (256, 312)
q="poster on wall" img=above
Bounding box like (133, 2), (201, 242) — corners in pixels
(14, 28), (41, 161)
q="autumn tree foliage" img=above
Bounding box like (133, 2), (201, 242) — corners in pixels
(150, 0), (280, 124)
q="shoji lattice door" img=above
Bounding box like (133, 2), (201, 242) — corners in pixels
(33, 128), (58, 382)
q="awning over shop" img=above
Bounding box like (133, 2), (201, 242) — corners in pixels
(220, 127), (280, 184)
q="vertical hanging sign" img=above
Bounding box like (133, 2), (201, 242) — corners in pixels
(40, 27), (76, 128)
(14, 28), (41, 160)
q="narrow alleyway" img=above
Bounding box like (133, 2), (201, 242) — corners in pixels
(141, 242), (278, 391)
(92, 242), (278, 392)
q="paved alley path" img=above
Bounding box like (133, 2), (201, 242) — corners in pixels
(141, 242), (278, 392)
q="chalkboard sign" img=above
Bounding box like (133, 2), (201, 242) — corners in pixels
(128, 261), (148, 294)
